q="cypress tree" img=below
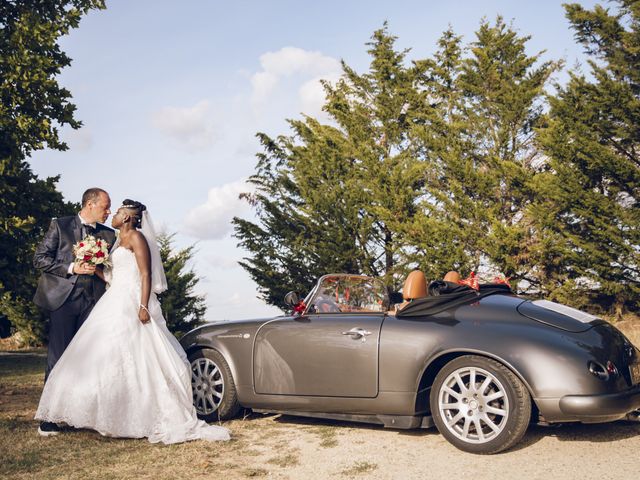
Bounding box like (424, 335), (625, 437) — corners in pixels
(534, 1), (640, 314)
(234, 25), (424, 305)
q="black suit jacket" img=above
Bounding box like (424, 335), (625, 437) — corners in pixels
(33, 216), (116, 311)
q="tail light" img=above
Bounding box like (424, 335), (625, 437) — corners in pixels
(588, 360), (618, 380)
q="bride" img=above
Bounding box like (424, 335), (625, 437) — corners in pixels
(35, 199), (230, 444)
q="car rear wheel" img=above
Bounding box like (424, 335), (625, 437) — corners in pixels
(430, 355), (531, 454)
(189, 349), (241, 422)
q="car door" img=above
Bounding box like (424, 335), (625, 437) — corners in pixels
(253, 312), (384, 397)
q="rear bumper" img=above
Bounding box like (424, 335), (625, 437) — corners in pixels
(559, 383), (640, 421)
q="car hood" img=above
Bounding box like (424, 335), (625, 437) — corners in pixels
(180, 317), (278, 341)
(517, 300), (600, 333)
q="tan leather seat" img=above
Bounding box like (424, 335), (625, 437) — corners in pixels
(389, 270), (428, 314)
(402, 270), (428, 301)
(444, 271), (460, 283)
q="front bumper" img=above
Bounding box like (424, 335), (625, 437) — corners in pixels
(559, 383), (640, 421)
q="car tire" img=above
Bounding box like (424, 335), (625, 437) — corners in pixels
(430, 355), (531, 454)
(189, 349), (241, 422)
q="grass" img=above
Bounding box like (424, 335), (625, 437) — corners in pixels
(267, 451), (300, 467)
(241, 467), (268, 477)
(0, 352), (335, 480)
(312, 425), (340, 448)
(341, 461), (378, 476)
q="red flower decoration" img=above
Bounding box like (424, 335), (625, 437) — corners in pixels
(293, 301), (306, 315)
(95, 251), (105, 258)
(493, 276), (511, 288)
(459, 271), (479, 291)
(83, 254), (92, 261)
(79, 242), (85, 247)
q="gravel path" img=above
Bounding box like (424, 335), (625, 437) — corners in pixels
(267, 416), (640, 480)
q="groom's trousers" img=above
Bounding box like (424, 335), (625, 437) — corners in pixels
(45, 283), (95, 381)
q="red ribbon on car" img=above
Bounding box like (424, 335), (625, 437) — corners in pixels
(492, 276), (511, 288)
(293, 301), (306, 315)
(459, 272), (479, 291)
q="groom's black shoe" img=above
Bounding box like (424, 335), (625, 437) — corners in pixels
(38, 421), (61, 436)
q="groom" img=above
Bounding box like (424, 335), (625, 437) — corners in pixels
(33, 187), (115, 436)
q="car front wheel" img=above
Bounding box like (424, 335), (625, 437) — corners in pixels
(430, 355), (531, 454)
(189, 349), (241, 422)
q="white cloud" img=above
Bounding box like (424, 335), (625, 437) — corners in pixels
(204, 253), (242, 270)
(251, 47), (341, 104)
(151, 100), (216, 152)
(250, 71), (279, 101)
(259, 46), (340, 76)
(183, 179), (254, 239)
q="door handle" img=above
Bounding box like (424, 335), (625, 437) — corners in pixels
(341, 327), (372, 341)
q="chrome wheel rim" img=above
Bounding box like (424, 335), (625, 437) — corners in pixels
(438, 366), (509, 444)
(191, 357), (224, 415)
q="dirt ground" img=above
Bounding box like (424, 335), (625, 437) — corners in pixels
(2, 316), (640, 480)
(1, 352), (639, 480)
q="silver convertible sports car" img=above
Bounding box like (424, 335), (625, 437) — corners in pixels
(180, 272), (640, 454)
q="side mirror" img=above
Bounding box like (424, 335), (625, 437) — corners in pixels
(284, 291), (300, 307)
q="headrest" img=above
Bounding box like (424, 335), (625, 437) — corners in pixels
(443, 271), (460, 283)
(403, 270), (427, 300)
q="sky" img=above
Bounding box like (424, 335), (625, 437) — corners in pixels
(29, 0), (600, 321)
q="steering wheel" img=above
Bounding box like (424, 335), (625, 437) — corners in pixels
(314, 297), (341, 313)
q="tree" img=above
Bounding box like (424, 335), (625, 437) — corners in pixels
(401, 27), (479, 280)
(408, 19), (559, 288)
(321, 25), (427, 285)
(0, 168), (77, 344)
(234, 21), (561, 308)
(234, 25), (426, 307)
(534, 0), (640, 314)
(458, 18), (559, 285)
(233, 127), (366, 308)
(235, 15), (635, 314)
(156, 233), (207, 337)
(0, 0), (106, 159)
(0, 0), (105, 344)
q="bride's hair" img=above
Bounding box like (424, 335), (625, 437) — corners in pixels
(122, 199), (147, 228)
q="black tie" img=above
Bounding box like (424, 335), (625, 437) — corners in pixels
(82, 224), (95, 237)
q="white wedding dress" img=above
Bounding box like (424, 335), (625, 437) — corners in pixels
(35, 246), (230, 444)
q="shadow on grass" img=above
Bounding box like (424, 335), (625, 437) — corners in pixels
(0, 353), (46, 378)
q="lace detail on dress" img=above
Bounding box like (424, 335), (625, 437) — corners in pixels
(35, 247), (230, 443)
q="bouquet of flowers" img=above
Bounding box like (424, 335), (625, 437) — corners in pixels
(73, 235), (110, 267)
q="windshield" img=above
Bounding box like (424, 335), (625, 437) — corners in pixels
(307, 275), (387, 314)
